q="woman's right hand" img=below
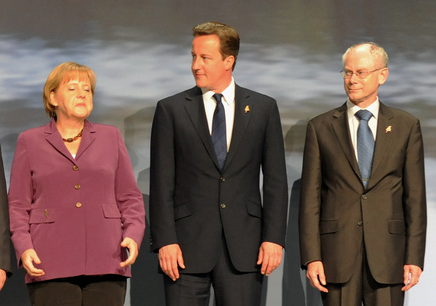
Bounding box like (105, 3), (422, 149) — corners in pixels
(21, 249), (45, 277)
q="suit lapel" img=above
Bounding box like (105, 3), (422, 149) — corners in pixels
(183, 85), (252, 172)
(224, 85), (251, 171)
(183, 87), (220, 168)
(367, 103), (394, 188)
(331, 104), (360, 177)
(45, 119), (75, 162)
(75, 120), (96, 160)
(45, 119), (96, 163)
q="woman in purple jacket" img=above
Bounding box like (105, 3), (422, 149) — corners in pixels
(8, 62), (146, 305)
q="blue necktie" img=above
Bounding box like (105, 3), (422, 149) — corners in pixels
(212, 94), (227, 169)
(355, 110), (375, 189)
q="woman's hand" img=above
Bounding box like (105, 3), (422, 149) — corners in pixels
(21, 249), (45, 277)
(120, 237), (139, 267)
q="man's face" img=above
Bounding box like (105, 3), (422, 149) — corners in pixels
(191, 35), (234, 93)
(343, 45), (388, 107)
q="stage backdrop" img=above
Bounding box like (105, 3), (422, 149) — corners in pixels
(1, 1), (435, 305)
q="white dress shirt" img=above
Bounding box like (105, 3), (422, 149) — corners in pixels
(347, 98), (379, 161)
(202, 78), (235, 151)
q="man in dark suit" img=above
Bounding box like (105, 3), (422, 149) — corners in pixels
(0, 144), (12, 291)
(150, 22), (288, 306)
(299, 42), (427, 306)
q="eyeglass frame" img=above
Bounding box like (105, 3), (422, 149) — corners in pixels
(340, 67), (386, 79)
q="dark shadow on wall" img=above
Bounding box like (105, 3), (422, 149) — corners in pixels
(282, 179), (305, 306)
(123, 105), (165, 304)
(0, 241), (29, 306)
(281, 118), (323, 306)
(130, 193), (165, 306)
(282, 179), (322, 306)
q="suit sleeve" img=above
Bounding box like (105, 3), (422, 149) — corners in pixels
(0, 146), (12, 276)
(8, 134), (34, 266)
(114, 129), (146, 248)
(299, 120), (323, 267)
(402, 119), (427, 269)
(260, 100), (288, 247)
(149, 100), (178, 252)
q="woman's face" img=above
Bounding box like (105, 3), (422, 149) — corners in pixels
(50, 76), (93, 122)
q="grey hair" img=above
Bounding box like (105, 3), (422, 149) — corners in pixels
(342, 42), (389, 68)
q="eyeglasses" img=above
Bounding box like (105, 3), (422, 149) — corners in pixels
(340, 68), (384, 79)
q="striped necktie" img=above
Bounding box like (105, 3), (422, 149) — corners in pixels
(212, 94), (227, 169)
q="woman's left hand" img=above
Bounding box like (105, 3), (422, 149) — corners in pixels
(120, 237), (139, 267)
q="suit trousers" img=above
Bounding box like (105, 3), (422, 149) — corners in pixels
(164, 235), (264, 306)
(321, 244), (404, 306)
(27, 274), (127, 306)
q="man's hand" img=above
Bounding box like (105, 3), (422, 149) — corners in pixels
(0, 269), (6, 291)
(120, 237), (139, 268)
(257, 242), (283, 276)
(307, 261), (328, 293)
(21, 249), (45, 277)
(402, 264), (422, 291)
(159, 244), (185, 281)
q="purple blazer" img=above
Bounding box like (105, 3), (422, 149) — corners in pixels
(8, 119), (145, 284)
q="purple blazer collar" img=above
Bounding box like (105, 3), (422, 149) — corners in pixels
(44, 119), (97, 161)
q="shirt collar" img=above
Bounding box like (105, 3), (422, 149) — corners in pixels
(347, 97), (380, 120)
(201, 78), (235, 106)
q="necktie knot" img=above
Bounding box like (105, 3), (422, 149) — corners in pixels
(355, 109), (372, 122)
(213, 93), (223, 104)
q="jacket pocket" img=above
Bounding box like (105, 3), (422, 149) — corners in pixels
(174, 203), (192, 220)
(246, 200), (262, 218)
(319, 220), (338, 234)
(388, 219), (406, 235)
(102, 204), (121, 219)
(29, 208), (55, 224)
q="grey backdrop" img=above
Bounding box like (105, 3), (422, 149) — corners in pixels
(0, 1), (435, 305)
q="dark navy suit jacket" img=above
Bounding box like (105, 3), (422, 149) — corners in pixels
(150, 85), (288, 273)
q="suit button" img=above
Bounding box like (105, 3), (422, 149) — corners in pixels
(76, 202), (82, 208)
(357, 221), (363, 226)
(362, 195), (368, 200)
(220, 204), (226, 209)
(75, 184), (81, 190)
(220, 177), (226, 182)
(73, 165), (79, 171)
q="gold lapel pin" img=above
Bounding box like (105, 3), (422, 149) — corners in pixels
(244, 105), (250, 113)
(386, 126), (392, 133)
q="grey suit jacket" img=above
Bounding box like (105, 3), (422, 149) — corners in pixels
(0, 144), (12, 277)
(150, 85), (288, 273)
(299, 102), (426, 284)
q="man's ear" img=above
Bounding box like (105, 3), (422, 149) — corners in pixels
(378, 68), (389, 85)
(225, 55), (235, 71)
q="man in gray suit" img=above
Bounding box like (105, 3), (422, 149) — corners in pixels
(299, 42), (426, 305)
(150, 22), (288, 306)
(0, 144), (12, 290)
